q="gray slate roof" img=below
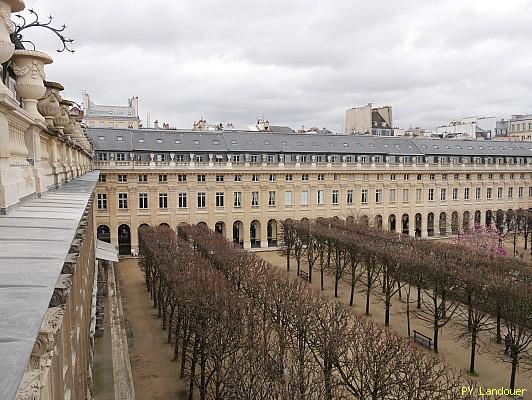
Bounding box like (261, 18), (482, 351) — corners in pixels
(87, 128), (532, 157)
(0, 172), (98, 400)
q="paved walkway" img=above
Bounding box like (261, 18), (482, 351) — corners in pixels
(92, 294), (114, 400)
(108, 261), (136, 400)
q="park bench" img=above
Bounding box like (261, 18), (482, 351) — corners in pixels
(413, 330), (432, 349)
(299, 271), (309, 281)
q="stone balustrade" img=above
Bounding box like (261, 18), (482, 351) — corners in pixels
(0, 47), (93, 213)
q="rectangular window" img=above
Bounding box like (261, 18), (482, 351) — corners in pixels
(332, 189), (339, 205)
(252, 174), (259, 182)
(442, 174), (448, 180)
(508, 187), (513, 199)
(97, 193), (107, 210)
(416, 188), (422, 203)
(233, 192), (241, 207)
(116, 153), (125, 161)
(428, 188), (434, 201)
(377, 174), (383, 181)
(197, 192), (206, 208)
(138, 174), (147, 182)
(402, 188), (409, 203)
(216, 174), (224, 182)
(375, 189), (382, 204)
(518, 187), (523, 198)
(361, 189), (368, 204)
(139, 193), (148, 209)
(301, 174), (309, 181)
(389, 188), (396, 203)
(301, 190), (309, 206)
(285, 174), (293, 181)
(197, 174), (206, 182)
(118, 193), (128, 209)
(234, 174), (242, 182)
(390, 174), (396, 181)
(347, 190), (354, 205)
(269, 191), (276, 206)
(417, 174), (422, 181)
(159, 193), (168, 209)
(529, 187), (532, 198)
(269, 174), (276, 182)
(475, 187), (481, 200)
(216, 192), (224, 207)
(178, 174), (187, 182)
(440, 188), (446, 202)
(158, 174), (167, 182)
(453, 188), (459, 200)
(334, 174), (339, 181)
(454, 173), (459, 180)
(317, 174), (324, 181)
(285, 191), (293, 206)
(403, 173), (409, 180)
(251, 191), (259, 206)
(464, 187), (470, 200)
(429, 173), (435, 180)
(118, 174), (127, 182)
(98, 174), (107, 183)
(178, 193), (187, 208)
(498, 187), (503, 199)
(317, 190), (324, 205)
(487, 187), (492, 199)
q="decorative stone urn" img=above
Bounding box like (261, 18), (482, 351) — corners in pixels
(11, 49), (53, 121)
(37, 92), (60, 127)
(53, 108), (70, 134)
(0, 0), (24, 96)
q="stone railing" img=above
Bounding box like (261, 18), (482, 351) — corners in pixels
(94, 160), (532, 172)
(0, 2), (93, 214)
(14, 184), (97, 400)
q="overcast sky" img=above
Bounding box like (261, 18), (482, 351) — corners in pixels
(24, 0), (532, 132)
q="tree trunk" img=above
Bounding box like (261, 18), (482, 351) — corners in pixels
(200, 340), (206, 400)
(180, 323), (190, 378)
(469, 327), (477, 374)
(417, 284), (421, 309)
(189, 335), (199, 400)
(286, 248), (291, 271)
(406, 287), (411, 338)
(334, 275), (339, 298)
(365, 270), (371, 315)
(385, 294), (391, 327)
(496, 304), (502, 343)
(349, 271), (356, 307)
(510, 355), (518, 390)
(433, 294), (439, 354)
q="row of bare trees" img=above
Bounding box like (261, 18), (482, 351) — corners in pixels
(280, 217), (532, 389)
(140, 223), (498, 399)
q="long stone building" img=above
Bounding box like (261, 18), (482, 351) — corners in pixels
(88, 128), (532, 255)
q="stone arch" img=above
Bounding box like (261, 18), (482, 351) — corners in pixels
(415, 213), (422, 238)
(197, 222), (209, 232)
(486, 210), (493, 226)
(346, 215), (355, 226)
(267, 219), (278, 247)
(451, 211), (459, 235)
(496, 209), (505, 232)
(118, 224), (131, 256)
(463, 211), (471, 230)
(474, 210), (481, 224)
(401, 213), (409, 235)
(97, 225), (111, 243)
(233, 220), (244, 247)
(360, 215), (369, 225)
(427, 213), (434, 237)
(215, 221), (226, 237)
(159, 222), (170, 228)
(374, 215), (383, 230)
(388, 214), (396, 232)
(439, 212), (447, 236)
(250, 220), (261, 248)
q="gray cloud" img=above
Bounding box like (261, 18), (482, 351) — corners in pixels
(22, 0), (532, 132)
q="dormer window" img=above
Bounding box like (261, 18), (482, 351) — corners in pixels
(213, 140), (220, 145)
(175, 139), (181, 144)
(138, 138), (144, 143)
(194, 140), (200, 145)
(117, 136), (124, 142)
(156, 139), (162, 144)
(264, 140), (270, 145)
(98, 136), (105, 141)
(231, 140), (237, 144)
